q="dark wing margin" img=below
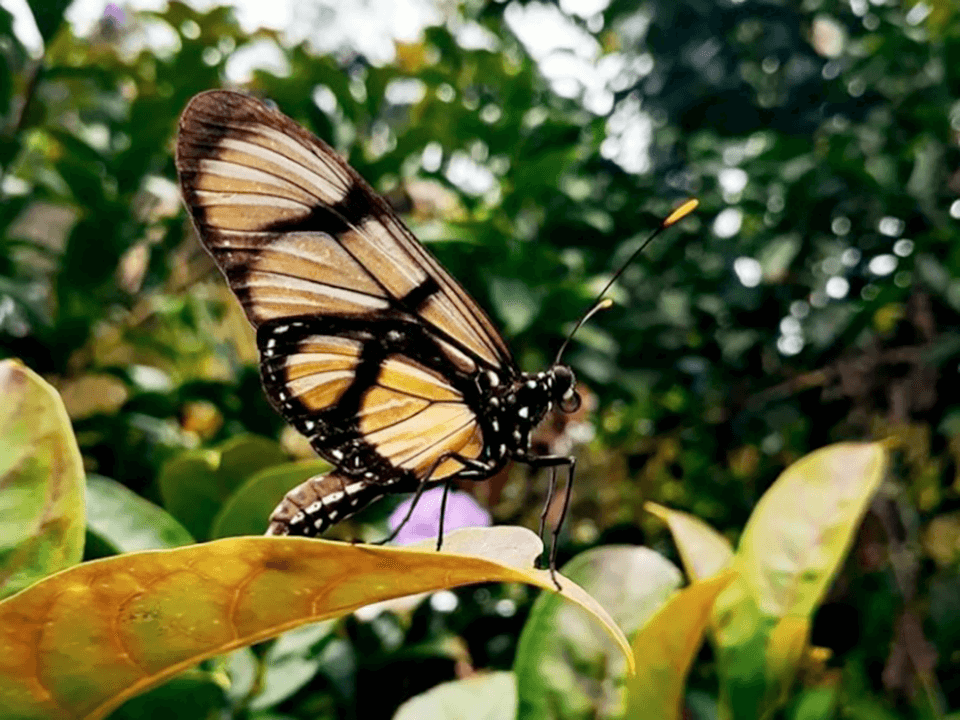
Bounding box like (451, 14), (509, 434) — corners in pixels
(175, 89), (514, 373)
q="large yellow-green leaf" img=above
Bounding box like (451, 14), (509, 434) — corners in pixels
(626, 571), (736, 720)
(736, 441), (887, 617)
(515, 546), (680, 720)
(646, 502), (735, 581)
(0, 359), (85, 599)
(0, 527), (631, 720)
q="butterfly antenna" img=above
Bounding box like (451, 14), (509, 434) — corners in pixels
(554, 198), (699, 364)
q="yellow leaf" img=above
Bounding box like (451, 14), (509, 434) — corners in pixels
(0, 526), (632, 719)
(645, 502), (735, 581)
(626, 571), (736, 720)
(764, 615), (811, 709)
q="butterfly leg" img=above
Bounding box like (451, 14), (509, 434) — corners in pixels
(524, 454), (576, 590)
(537, 468), (557, 567)
(430, 455), (498, 551)
(375, 453), (495, 547)
(437, 480), (452, 551)
(550, 457), (576, 582)
(373, 474), (434, 546)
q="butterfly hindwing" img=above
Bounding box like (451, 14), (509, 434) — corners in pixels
(258, 315), (486, 484)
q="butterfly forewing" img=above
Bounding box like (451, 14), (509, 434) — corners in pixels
(176, 90), (513, 371)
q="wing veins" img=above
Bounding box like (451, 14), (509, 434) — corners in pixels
(319, 204), (516, 373)
(193, 113), (353, 181)
(360, 394), (435, 433)
(402, 416), (479, 470)
(202, 142), (351, 204)
(180, 91), (517, 375)
(241, 264), (388, 302)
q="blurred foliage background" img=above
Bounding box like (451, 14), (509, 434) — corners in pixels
(2, 0), (960, 716)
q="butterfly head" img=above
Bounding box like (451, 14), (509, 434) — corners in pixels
(551, 364), (581, 414)
(506, 365), (580, 427)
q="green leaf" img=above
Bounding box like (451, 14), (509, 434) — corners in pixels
(210, 459), (331, 539)
(514, 546), (681, 720)
(0, 359), (85, 599)
(788, 685), (839, 720)
(710, 575), (770, 720)
(106, 674), (225, 720)
(489, 277), (540, 335)
(85, 474), (194, 552)
(249, 621), (336, 710)
(715, 442), (889, 720)
(736, 441), (888, 617)
(157, 435), (287, 540)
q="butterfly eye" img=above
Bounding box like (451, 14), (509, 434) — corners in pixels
(560, 390), (581, 414)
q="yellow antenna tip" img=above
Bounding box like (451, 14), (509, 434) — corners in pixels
(663, 198), (699, 227)
(597, 297), (615, 310)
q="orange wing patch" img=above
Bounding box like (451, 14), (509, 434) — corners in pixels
(358, 387), (430, 433)
(283, 336), (362, 412)
(378, 356), (462, 402)
(365, 402), (481, 480)
(408, 418), (484, 479)
(359, 354), (484, 481)
(339, 221), (428, 302)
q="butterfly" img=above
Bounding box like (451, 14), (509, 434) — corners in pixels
(175, 90), (587, 560)
(175, 89), (696, 576)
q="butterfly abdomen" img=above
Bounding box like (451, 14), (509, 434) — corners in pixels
(265, 472), (387, 536)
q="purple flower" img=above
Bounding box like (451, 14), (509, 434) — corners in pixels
(103, 4), (125, 26)
(387, 486), (491, 546)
